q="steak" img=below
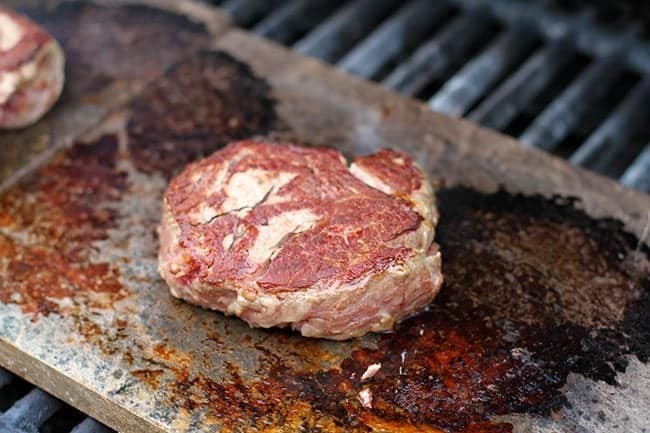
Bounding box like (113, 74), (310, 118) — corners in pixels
(0, 7), (65, 129)
(158, 141), (442, 339)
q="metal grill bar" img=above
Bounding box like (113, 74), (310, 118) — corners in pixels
(468, 43), (574, 130)
(620, 145), (650, 191)
(519, 58), (621, 150)
(382, 11), (492, 96)
(0, 369), (114, 433)
(0, 389), (62, 427)
(294, 0), (401, 63)
(253, 0), (340, 44)
(70, 418), (113, 433)
(0, 368), (11, 388)
(569, 77), (650, 172)
(447, 0), (650, 75)
(429, 26), (538, 117)
(338, 0), (450, 79)
(221, 0), (287, 27)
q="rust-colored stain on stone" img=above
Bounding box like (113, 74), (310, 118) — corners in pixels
(0, 135), (127, 315)
(0, 135), (126, 243)
(131, 369), (164, 388)
(0, 237), (122, 315)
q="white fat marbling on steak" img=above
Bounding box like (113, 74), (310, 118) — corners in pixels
(349, 162), (393, 195)
(248, 209), (320, 265)
(221, 233), (234, 250)
(0, 12), (23, 51)
(0, 45), (51, 105)
(1, 39), (64, 111)
(351, 160), (437, 234)
(221, 169), (296, 214)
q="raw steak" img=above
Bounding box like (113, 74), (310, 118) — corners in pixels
(158, 141), (442, 339)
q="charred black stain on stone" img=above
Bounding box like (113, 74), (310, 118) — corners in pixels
(23, 1), (210, 97)
(622, 284), (650, 362)
(435, 186), (648, 373)
(127, 51), (277, 179)
(328, 186), (648, 431)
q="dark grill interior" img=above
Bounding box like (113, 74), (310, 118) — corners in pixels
(0, 369), (112, 433)
(1, 1), (648, 432)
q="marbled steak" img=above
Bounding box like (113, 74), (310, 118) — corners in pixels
(158, 141), (442, 340)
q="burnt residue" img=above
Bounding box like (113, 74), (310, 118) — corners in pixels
(0, 237), (123, 316)
(0, 135), (126, 247)
(0, 135), (128, 315)
(623, 289), (650, 361)
(127, 51), (277, 178)
(438, 188), (648, 329)
(173, 365), (288, 427)
(24, 2), (210, 97)
(137, 187), (648, 433)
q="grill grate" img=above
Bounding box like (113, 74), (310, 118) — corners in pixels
(0, 369), (113, 433)
(294, 0), (403, 63)
(427, 24), (539, 117)
(218, 0), (650, 192)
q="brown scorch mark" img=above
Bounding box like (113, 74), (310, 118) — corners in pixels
(0, 135), (128, 315)
(127, 51), (277, 178)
